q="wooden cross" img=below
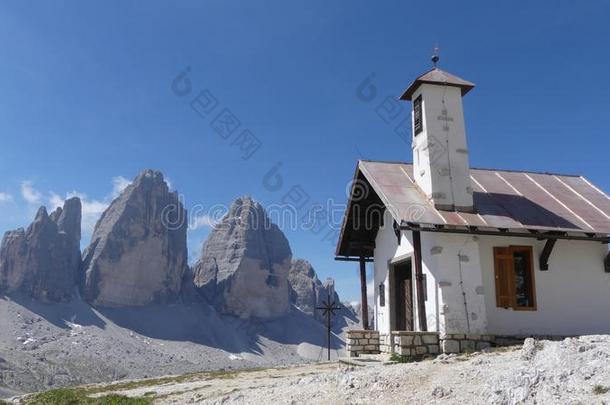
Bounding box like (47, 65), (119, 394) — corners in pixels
(316, 293), (342, 361)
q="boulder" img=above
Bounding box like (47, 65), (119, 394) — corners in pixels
(288, 259), (341, 322)
(192, 196), (292, 319)
(0, 197), (82, 302)
(81, 169), (187, 307)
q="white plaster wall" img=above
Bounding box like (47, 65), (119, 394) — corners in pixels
(373, 210), (408, 334)
(373, 211), (488, 335)
(479, 236), (610, 335)
(415, 233), (487, 335)
(411, 83), (473, 210)
(374, 209), (610, 336)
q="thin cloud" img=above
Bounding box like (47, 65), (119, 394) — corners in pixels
(111, 176), (131, 198)
(49, 191), (109, 235)
(21, 181), (42, 204)
(0, 192), (13, 203)
(190, 214), (218, 230)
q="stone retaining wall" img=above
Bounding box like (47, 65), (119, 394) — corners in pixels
(391, 331), (440, 357)
(380, 333), (392, 353)
(440, 333), (493, 353)
(348, 331), (560, 357)
(346, 330), (380, 357)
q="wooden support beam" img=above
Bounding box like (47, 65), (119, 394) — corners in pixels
(412, 230), (428, 331)
(605, 252), (610, 273)
(335, 256), (373, 263)
(398, 224), (610, 243)
(539, 239), (557, 271)
(359, 256), (369, 330)
(393, 221), (401, 245)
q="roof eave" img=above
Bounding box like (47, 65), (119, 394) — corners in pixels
(400, 80), (475, 101)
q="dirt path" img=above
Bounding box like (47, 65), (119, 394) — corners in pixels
(21, 336), (610, 404)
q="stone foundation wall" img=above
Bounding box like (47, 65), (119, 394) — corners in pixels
(440, 333), (493, 353)
(346, 330), (380, 357)
(380, 333), (392, 353)
(391, 331), (440, 357)
(347, 330), (555, 358)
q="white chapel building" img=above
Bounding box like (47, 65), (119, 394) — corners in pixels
(336, 60), (610, 354)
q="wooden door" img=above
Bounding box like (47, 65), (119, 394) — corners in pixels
(403, 279), (414, 331)
(393, 261), (413, 331)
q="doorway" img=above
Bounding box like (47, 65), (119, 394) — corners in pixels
(392, 259), (414, 331)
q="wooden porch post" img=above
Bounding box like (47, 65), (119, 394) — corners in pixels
(359, 255), (369, 330)
(412, 230), (428, 331)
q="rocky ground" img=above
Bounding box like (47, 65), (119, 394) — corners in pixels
(0, 296), (355, 399)
(10, 335), (610, 404)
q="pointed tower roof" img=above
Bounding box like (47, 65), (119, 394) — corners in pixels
(400, 68), (475, 100)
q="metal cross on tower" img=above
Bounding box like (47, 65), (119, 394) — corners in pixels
(316, 293), (342, 361)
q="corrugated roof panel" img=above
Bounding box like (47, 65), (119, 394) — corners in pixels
(526, 173), (599, 231)
(438, 210), (467, 226)
(471, 170), (518, 195)
(355, 160), (610, 235)
(560, 176), (610, 218)
(499, 171), (584, 230)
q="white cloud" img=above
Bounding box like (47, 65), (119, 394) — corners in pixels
(165, 176), (174, 191)
(190, 214), (218, 230)
(49, 192), (64, 210)
(63, 191), (109, 235)
(0, 192), (13, 203)
(111, 176), (131, 198)
(21, 181), (42, 204)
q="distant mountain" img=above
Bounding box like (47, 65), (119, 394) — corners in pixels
(0, 198), (81, 302)
(81, 170), (187, 307)
(288, 259), (341, 323)
(0, 171), (363, 398)
(192, 196), (293, 320)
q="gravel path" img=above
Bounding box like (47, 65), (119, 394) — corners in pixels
(82, 335), (610, 404)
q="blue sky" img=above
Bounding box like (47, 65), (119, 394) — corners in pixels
(1, 1), (609, 302)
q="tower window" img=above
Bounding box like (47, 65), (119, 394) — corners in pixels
(413, 95), (423, 136)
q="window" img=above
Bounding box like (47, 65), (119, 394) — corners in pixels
(379, 283), (385, 307)
(413, 95), (423, 135)
(493, 246), (536, 310)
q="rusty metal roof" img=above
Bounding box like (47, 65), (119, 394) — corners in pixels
(400, 68), (475, 101)
(336, 160), (610, 257)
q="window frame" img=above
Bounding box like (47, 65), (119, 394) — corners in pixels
(413, 95), (423, 136)
(493, 245), (537, 311)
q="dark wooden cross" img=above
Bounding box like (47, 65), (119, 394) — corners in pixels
(316, 293), (342, 361)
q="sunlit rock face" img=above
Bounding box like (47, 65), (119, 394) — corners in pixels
(288, 259), (341, 323)
(81, 169), (187, 307)
(0, 197), (82, 302)
(193, 196), (292, 320)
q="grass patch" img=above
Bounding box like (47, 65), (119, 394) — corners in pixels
(593, 385), (610, 395)
(389, 353), (419, 363)
(22, 388), (152, 405)
(22, 367), (261, 404)
(82, 369), (240, 396)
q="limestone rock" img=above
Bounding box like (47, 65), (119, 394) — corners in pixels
(81, 169), (187, 307)
(288, 259), (340, 322)
(192, 196), (292, 319)
(0, 197), (82, 302)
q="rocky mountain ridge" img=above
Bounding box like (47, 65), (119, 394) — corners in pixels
(0, 170), (353, 325)
(0, 198), (81, 302)
(192, 196), (293, 319)
(81, 169), (187, 307)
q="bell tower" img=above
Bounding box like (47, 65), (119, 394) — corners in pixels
(400, 53), (475, 212)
